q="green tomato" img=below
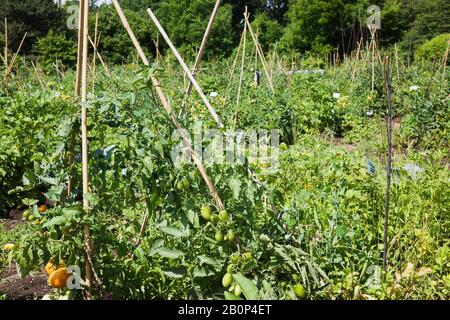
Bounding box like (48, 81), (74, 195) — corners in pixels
(218, 210), (229, 222)
(201, 206), (212, 221)
(226, 264), (233, 273)
(23, 210), (30, 218)
(243, 252), (252, 261)
(227, 230), (235, 242)
(215, 230), (224, 242)
(280, 143), (288, 151)
(222, 273), (233, 288)
(231, 254), (239, 264)
(293, 284), (306, 299)
(234, 284), (242, 297)
(177, 178), (190, 191)
(210, 214), (218, 224)
(28, 215), (35, 221)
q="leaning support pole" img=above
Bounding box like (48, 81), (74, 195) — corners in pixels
(146, 8), (224, 128)
(236, 9), (248, 109)
(91, 12), (99, 92)
(244, 14), (274, 92)
(88, 36), (111, 77)
(111, 0), (225, 210)
(181, 0), (222, 110)
(383, 56), (393, 271)
(4, 32), (27, 80)
(80, 0), (93, 299)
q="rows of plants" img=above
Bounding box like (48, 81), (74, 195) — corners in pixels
(0, 51), (449, 299)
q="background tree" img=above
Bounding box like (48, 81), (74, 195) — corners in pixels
(90, 6), (155, 64)
(0, 0), (67, 53)
(280, 0), (358, 55)
(402, 0), (450, 50)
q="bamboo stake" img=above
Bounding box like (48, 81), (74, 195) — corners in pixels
(0, 51), (5, 66)
(68, 0), (86, 198)
(250, 24), (271, 82)
(88, 36), (111, 77)
(220, 25), (245, 109)
(351, 38), (363, 81)
(383, 56), (393, 271)
(236, 8), (248, 109)
(91, 12), (99, 92)
(244, 17), (274, 92)
(442, 40), (449, 82)
(371, 28), (376, 91)
(4, 18), (7, 70)
(181, 0), (222, 110)
(394, 44), (400, 81)
(147, 8), (224, 128)
(3, 32), (27, 80)
(31, 60), (45, 90)
(75, 1), (85, 96)
(111, 0), (225, 210)
(80, 0), (93, 299)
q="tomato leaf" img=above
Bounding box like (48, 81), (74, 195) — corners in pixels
(158, 226), (189, 238)
(22, 198), (38, 206)
(232, 273), (260, 300)
(155, 247), (184, 259)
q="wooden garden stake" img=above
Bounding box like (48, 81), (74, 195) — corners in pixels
(31, 60), (45, 90)
(79, 0), (93, 299)
(244, 16), (274, 92)
(75, 0), (85, 96)
(91, 12), (99, 92)
(394, 44), (400, 81)
(442, 40), (449, 82)
(3, 32), (27, 80)
(111, 0), (225, 210)
(370, 28), (376, 91)
(4, 18), (7, 70)
(219, 24), (245, 110)
(88, 36), (111, 77)
(147, 8), (224, 128)
(68, 0), (86, 198)
(236, 8), (248, 109)
(383, 56), (393, 271)
(181, 0), (222, 110)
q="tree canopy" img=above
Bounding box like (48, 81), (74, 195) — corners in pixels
(0, 0), (448, 68)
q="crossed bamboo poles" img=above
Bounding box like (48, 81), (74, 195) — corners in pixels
(75, 0), (280, 297)
(74, 0), (228, 297)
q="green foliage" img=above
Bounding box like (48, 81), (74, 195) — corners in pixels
(402, 0), (450, 50)
(92, 6), (155, 64)
(415, 34), (450, 62)
(0, 24), (449, 301)
(34, 30), (77, 71)
(251, 13), (283, 51)
(120, 0), (160, 12)
(0, 0), (67, 53)
(152, 0), (234, 58)
(0, 86), (76, 216)
(280, 0), (357, 54)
